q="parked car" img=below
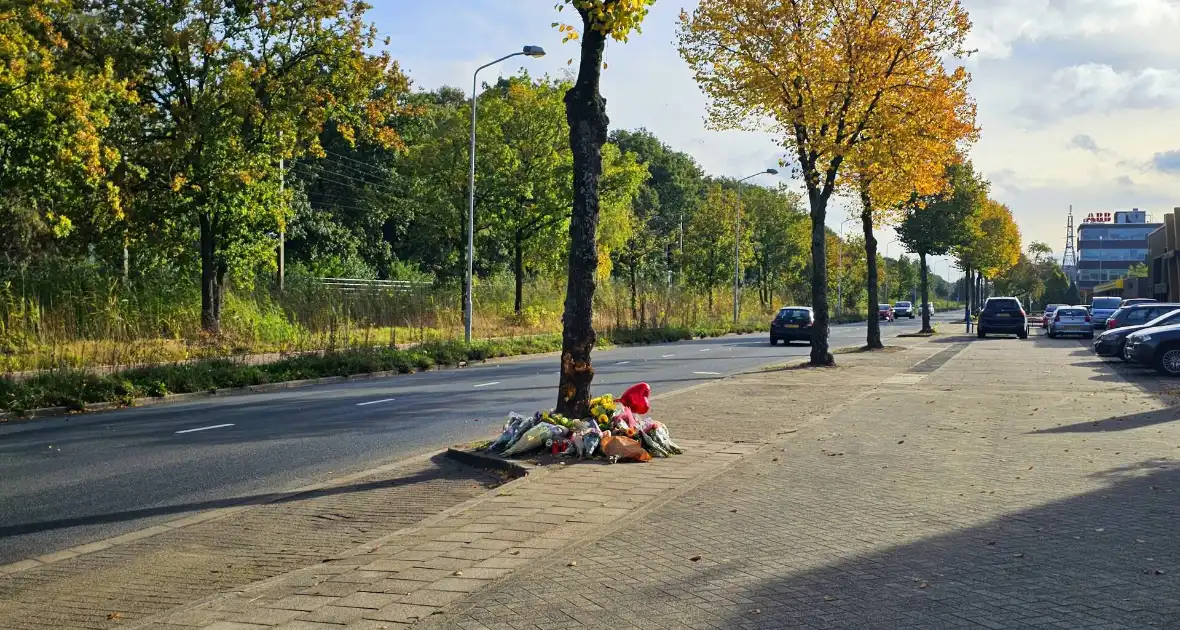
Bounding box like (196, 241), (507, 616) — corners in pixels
(1088, 296), (1124, 329)
(921, 303), (935, 316)
(1047, 305), (1093, 339)
(769, 306), (814, 346)
(893, 301), (915, 318)
(1041, 304), (1064, 329)
(1094, 308), (1180, 358)
(1105, 303), (1180, 331)
(977, 296), (1028, 339)
(1123, 323), (1180, 375)
(878, 304), (895, 321)
(1121, 298), (1158, 306)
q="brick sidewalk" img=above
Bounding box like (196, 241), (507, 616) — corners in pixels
(126, 337), (945, 630)
(418, 334), (1180, 629)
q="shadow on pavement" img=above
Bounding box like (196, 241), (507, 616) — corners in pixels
(1031, 407), (1180, 434)
(711, 459), (1180, 628)
(0, 453), (495, 538)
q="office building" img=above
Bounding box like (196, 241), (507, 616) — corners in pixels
(1075, 209), (1160, 294)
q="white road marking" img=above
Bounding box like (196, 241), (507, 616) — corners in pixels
(615, 361), (631, 365)
(175, 423), (234, 435)
(699, 348), (710, 352)
(356, 398), (395, 406)
(662, 354), (676, 358)
(473, 381), (501, 388)
(693, 371), (722, 376)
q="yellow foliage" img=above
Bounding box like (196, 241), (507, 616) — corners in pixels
(554, 0), (656, 42)
(677, 0), (975, 204)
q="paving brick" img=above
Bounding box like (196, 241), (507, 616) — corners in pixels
(363, 603), (437, 623)
(297, 605), (367, 625)
(334, 591), (400, 610)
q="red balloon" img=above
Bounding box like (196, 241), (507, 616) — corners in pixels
(620, 382), (651, 414)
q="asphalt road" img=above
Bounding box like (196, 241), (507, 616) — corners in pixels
(0, 314), (954, 563)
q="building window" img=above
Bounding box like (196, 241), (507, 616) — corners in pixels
(1077, 268), (1131, 283)
(1078, 248), (1148, 262)
(1077, 227), (1157, 241)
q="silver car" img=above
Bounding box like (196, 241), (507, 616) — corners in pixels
(1048, 305), (1094, 339)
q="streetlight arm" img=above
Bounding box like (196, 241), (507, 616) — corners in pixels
(476, 52), (524, 76)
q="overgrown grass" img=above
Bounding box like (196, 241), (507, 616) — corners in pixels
(0, 320), (784, 414)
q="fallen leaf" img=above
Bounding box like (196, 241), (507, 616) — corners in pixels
(689, 555), (702, 562)
(919, 582), (929, 589)
(823, 595), (836, 601)
(772, 457), (779, 462)
(510, 550), (520, 555)
(730, 509), (738, 513)
(107, 613), (121, 620)
(567, 561), (577, 567)
(1013, 553), (1024, 558)
(452, 570), (463, 576)
(1095, 528), (1105, 532)
(897, 440), (905, 444)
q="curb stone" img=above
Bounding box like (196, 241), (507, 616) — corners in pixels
(443, 447), (534, 478)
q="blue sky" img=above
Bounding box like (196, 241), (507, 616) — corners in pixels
(373, 1), (1180, 280)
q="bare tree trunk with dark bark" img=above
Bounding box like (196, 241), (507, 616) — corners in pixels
(556, 12), (608, 418)
(513, 231), (524, 316)
(919, 252), (932, 333)
(860, 188), (882, 350)
(199, 212), (220, 334)
(808, 188), (833, 365)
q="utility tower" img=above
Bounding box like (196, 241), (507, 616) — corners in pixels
(1062, 205), (1078, 283)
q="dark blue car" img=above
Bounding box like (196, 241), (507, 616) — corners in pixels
(977, 297), (1028, 339)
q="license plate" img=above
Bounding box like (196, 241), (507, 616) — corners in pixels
(784, 324), (798, 328)
(996, 313), (1010, 317)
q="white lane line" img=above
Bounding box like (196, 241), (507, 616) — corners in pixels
(175, 423), (234, 435)
(615, 361), (631, 365)
(356, 398), (395, 406)
(662, 354), (676, 358)
(473, 381), (501, 388)
(699, 348), (710, 353)
(693, 371), (722, 376)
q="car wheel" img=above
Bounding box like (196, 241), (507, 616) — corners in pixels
(1155, 344), (1180, 376)
(770, 338), (778, 346)
(1048, 331), (1056, 339)
(1018, 329), (1028, 340)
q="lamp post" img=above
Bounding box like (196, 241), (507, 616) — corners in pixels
(733, 168), (779, 324)
(465, 45), (546, 344)
(836, 217), (856, 316)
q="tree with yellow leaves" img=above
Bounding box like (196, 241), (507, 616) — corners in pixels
(553, 0), (655, 418)
(847, 49), (977, 348)
(678, 0), (973, 365)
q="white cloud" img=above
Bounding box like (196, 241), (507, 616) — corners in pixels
(1020, 64), (1180, 119)
(1068, 133), (1103, 153)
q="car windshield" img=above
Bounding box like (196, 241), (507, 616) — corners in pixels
(776, 309), (810, 322)
(879, 304), (891, 310)
(1058, 308), (1087, 318)
(1092, 297), (1122, 310)
(1146, 309), (1180, 327)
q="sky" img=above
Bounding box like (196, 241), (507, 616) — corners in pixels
(373, 0), (1180, 282)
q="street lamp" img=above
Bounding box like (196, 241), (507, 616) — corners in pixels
(465, 45), (546, 343)
(836, 217), (856, 316)
(733, 168), (779, 324)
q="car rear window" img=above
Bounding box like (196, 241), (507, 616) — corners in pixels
(1044, 304), (1061, 312)
(896, 301), (911, 307)
(1092, 297), (1122, 309)
(984, 298), (1021, 311)
(776, 309), (810, 322)
(1058, 308), (1087, 317)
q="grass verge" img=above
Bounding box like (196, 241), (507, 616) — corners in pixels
(0, 323), (770, 415)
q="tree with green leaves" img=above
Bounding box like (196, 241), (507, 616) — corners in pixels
(898, 162), (987, 332)
(684, 183), (744, 310)
(743, 185), (808, 309)
(67, 0), (411, 333)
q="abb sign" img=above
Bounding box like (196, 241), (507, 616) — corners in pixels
(1084, 212), (1112, 223)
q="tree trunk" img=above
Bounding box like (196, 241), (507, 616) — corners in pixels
(556, 12), (608, 418)
(199, 211), (220, 334)
(860, 189), (882, 350)
(629, 259), (638, 323)
(513, 231), (524, 316)
(808, 187), (833, 365)
(919, 252), (933, 333)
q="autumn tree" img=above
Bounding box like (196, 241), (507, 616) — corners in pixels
(844, 52), (976, 347)
(898, 162), (986, 332)
(678, 0), (973, 365)
(553, 0), (655, 418)
(743, 185), (809, 309)
(65, 0), (411, 333)
(0, 0), (129, 271)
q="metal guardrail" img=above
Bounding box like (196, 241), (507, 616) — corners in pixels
(315, 277), (428, 293)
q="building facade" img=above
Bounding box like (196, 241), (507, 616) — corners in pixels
(1147, 209), (1180, 302)
(1075, 209), (1160, 294)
